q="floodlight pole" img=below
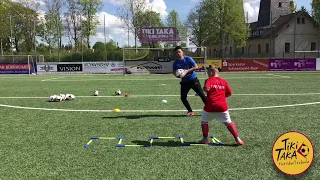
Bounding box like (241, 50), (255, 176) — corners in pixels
(0, 39), (3, 56)
(104, 14), (107, 61)
(10, 14), (14, 62)
(34, 20), (37, 62)
(293, 12), (296, 59)
(318, 18), (320, 58)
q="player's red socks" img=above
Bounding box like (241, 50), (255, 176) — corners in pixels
(226, 122), (239, 138)
(201, 121), (209, 138)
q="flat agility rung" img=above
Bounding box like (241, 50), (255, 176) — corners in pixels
(117, 144), (145, 147)
(182, 143), (211, 146)
(91, 137), (118, 140)
(84, 136), (120, 148)
(149, 135), (183, 146)
(151, 136), (178, 139)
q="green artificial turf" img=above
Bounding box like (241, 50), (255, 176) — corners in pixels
(0, 72), (319, 180)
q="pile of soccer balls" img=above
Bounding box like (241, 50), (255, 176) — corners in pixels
(48, 94), (75, 102)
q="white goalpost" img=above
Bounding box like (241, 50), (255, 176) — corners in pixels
(294, 51), (320, 58)
(121, 46), (208, 75)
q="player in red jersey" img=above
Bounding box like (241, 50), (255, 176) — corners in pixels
(200, 67), (244, 145)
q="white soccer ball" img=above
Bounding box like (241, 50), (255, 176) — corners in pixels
(65, 94), (75, 100)
(115, 90), (121, 95)
(70, 94), (75, 100)
(48, 95), (56, 102)
(93, 90), (99, 96)
(59, 94), (66, 101)
(55, 95), (63, 102)
(175, 69), (185, 78)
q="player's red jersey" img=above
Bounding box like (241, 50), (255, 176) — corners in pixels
(204, 77), (232, 112)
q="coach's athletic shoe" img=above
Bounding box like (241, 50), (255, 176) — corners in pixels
(200, 137), (211, 144)
(186, 112), (195, 116)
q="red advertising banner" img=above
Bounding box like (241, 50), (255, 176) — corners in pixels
(0, 63), (34, 74)
(222, 59), (269, 72)
(139, 27), (180, 43)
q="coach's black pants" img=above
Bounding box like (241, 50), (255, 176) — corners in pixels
(180, 78), (206, 112)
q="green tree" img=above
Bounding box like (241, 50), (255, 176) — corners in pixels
(300, 6), (307, 12)
(13, 0), (41, 53)
(290, 0), (297, 13)
(187, 0), (247, 58)
(312, 0), (320, 23)
(39, 0), (64, 55)
(79, 0), (103, 49)
(135, 10), (164, 47)
(39, 11), (59, 54)
(185, 2), (210, 48)
(65, 0), (82, 50)
(166, 10), (187, 47)
(0, 0), (11, 54)
(93, 41), (105, 52)
(8, 2), (36, 53)
(117, 0), (150, 48)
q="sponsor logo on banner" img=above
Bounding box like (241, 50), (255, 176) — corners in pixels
(158, 57), (171, 62)
(125, 61), (173, 73)
(0, 63), (33, 74)
(83, 62), (108, 74)
(272, 131), (314, 176)
(37, 63), (57, 73)
(222, 59), (269, 72)
(196, 60), (222, 72)
(125, 66), (150, 74)
(84, 62), (109, 67)
(269, 59), (316, 71)
(83, 62), (124, 74)
(138, 62), (162, 71)
(139, 27), (180, 43)
(57, 64), (82, 72)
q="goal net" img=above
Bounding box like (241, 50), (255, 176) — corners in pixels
(0, 55), (44, 75)
(122, 47), (207, 75)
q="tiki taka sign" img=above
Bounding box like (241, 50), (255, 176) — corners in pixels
(139, 27), (180, 43)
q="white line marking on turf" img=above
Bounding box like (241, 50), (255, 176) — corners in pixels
(40, 76), (290, 82)
(41, 77), (65, 81)
(266, 74), (291, 78)
(0, 101), (320, 112)
(1, 93), (320, 99)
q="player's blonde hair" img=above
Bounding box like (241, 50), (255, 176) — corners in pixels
(207, 67), (219, 77)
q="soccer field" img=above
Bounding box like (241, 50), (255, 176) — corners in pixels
(0, 72), (319, 179)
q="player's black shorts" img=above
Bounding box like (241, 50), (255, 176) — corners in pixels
(180, 77), (203, 95)
(180, 77), (201, 86)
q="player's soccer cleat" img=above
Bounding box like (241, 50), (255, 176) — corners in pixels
(186, 112), (195, 116)
(199, 137), (211, 144)
(236, 140), (244, 146)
